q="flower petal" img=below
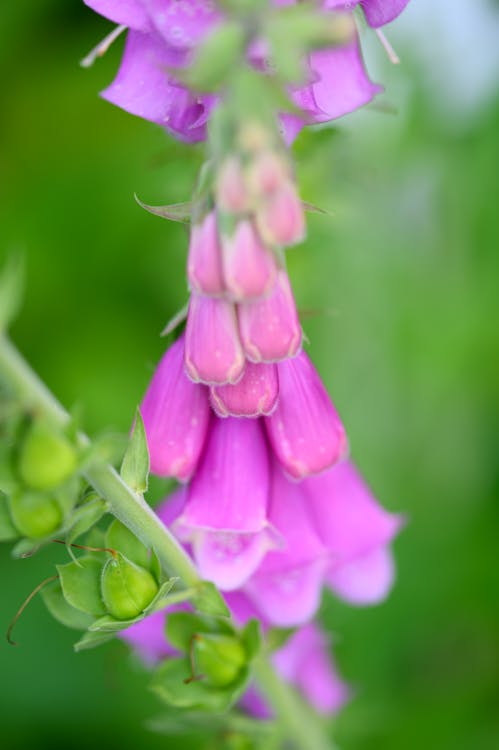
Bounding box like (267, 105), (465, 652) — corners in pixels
(140, 336), (211, 481)
(327, 545), (396, 605)
(210, 362), (279, 418)
(265, 352), (347, 479)
(238, 270), (302, 363)
(222, 220), (276, 301)
(185, 294), (245, 385)
(145, 0), (223, 49)
(187, 211), (225, 296)
(84, 0), (152, 30)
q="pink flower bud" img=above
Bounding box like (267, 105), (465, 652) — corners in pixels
(185, 293), (245, 385)
(222, 220), (276, 301)
(256, 181), (305, 247)
(265, 352), (347, 479)
(174, 418), (276, 590)
(140, 336), (211, 481)
(216, 157), (247, 213)
(247, 151), (289, 196)
(210, 361), (279, 418)
(237, 270), (302, 363)
(187, 211), (225, 296)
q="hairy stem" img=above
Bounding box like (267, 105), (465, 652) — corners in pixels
(0, 334), (334, 750)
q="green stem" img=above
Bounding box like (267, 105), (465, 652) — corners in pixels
(0, 335), (334, 750)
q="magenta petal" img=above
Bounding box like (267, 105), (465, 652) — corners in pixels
(222, 220), (276, 301)
(156, 487), (187, 527)
(302, 460), (403, 563)
(265, 352), (347, 479)
(185, 294), (245, 385)
(361, 0), (411, 28)
(293, 36), (382, 123)
(210, 362), (279, 418)
(101, 30), (213, 142)
(238, 270), (302, 363)
(244, 466), (327, 626)
(187, 211), (225, 296)
(255, 183), (305, 247)
(84, 0), (152, 30)
(177, 417), (270, 533)
(145, 0), (223, 50)
(140, 336), (210, 481)
(327, 545), (396, 605)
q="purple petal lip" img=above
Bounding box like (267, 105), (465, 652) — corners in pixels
(140, 335), (211, 481)
(210, 362), (279, 418)
(83, 0), (152, 31)
(265, 352), (348, 479)
(184, 294), (246, 385)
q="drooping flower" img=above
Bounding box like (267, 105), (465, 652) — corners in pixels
(187, 210), (225, 296)
(302, 459), (404, 605)
(174, 417), (278, 590)
(210, 361), (279, 418)
(222, 219), (277, 302)
(265, 351), (347, 479)
(140, 334), (211, 481)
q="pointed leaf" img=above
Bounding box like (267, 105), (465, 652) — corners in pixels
(195, 581), (230, 618)
(120, 409), (149, 493)
(41, 579), (94, 630)
(144, 578), (178, 615)
(160, 302), (189, 338)
(74, 629), (115, 652)
(150, 657), (236, 711)
(134, 194), (191, 223)
(89, 614), (144, 632)
(57, 556), (107, 616)
(240, 619), (261, 661)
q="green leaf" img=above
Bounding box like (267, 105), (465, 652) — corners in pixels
(57, 555), (107, 616)
(88, 614), (144, 632)
(0, 254), (24, 331)
(240, 619), (262, 661)
(105, 518), (150, 569)
(166, 611), (234, 654)
(195, 581), (230, 618)
(41, 579), (94, 630)
(134, 194), (192, 223)
(65, 494), (108, 544)
(0, 492), (19, 541)
(150, 657), (237, 711)
(120, 409), (149, 494)
(73, 629), (115, 652)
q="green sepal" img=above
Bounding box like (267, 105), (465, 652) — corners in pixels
(57, 555), (107, 616)
(41, 578), (94, 630)
(166, 611), (234, 654)
(134, 194), (192, 223)
(266, 626), (295, 652)
(65, 493), (108, 545)
(105, 518), (150, 569)
(150, 657), (240, 711)
(240, 619), (261, 661)
(0, 254), (24, 332)
(120, 409), (149, 494)
(73, 629), (115, 652)
(194, 581), (230, 618)
(8, 490), (63, 540)
(0, 492), (19, 541)
(183, 22), (246, 92)
(88, 578), (178, 632)
(11, 537), (41, 558)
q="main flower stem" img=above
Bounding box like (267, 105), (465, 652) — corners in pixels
(0, 335), (334, 750)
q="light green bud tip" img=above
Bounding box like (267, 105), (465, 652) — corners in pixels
(101, 552), (158, 620)
(18, 420), (77, 491)
(195, 633), (246, 688)
(9, 491), (63, 539)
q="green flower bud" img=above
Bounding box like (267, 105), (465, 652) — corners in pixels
(9, 490), (63, 539)
(194, 633), (246, 688)
(18, 420), (77, 491)
(101, 552), (158, 620)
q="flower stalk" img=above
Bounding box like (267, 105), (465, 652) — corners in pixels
(0, 333), (334, 750)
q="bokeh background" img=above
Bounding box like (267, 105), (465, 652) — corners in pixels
(1, 1), (498, 748)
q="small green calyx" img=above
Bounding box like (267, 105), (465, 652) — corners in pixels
(9, 490), (63, 539)
(101, 552), (158, 620)
(194, 633), (247, 688)
(18, 420), (77, 491)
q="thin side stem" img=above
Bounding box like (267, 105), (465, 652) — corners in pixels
(0, 335), (334, 750)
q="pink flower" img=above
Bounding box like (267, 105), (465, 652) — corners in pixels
(174, 417), (278, 590)
(140, 334), (211, 481)
(302, 460), (404, 605)
(210, 361), (279, 418)
(265, 351), (347, 479)
(187, 211), (224, 296)
(222, 220), (277, 302)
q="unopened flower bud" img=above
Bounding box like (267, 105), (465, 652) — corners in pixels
(216, 157), (247, 213)
(18, 421), (77, 491)
(9, 490), (63, 539)
(194, 633), (246, 687)
(187, 211), (225, 296)
(238, 270), (302, 363)
(101, 552), (158, 620)
(185, 293), (245, 385)
(256, 181), (305, 247)
(210, 361), (279, 418)
(247, 151), (289, 196)
(222, 220), (276, 301)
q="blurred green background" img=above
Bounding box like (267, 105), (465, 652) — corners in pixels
(1, 1), (498, 748)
